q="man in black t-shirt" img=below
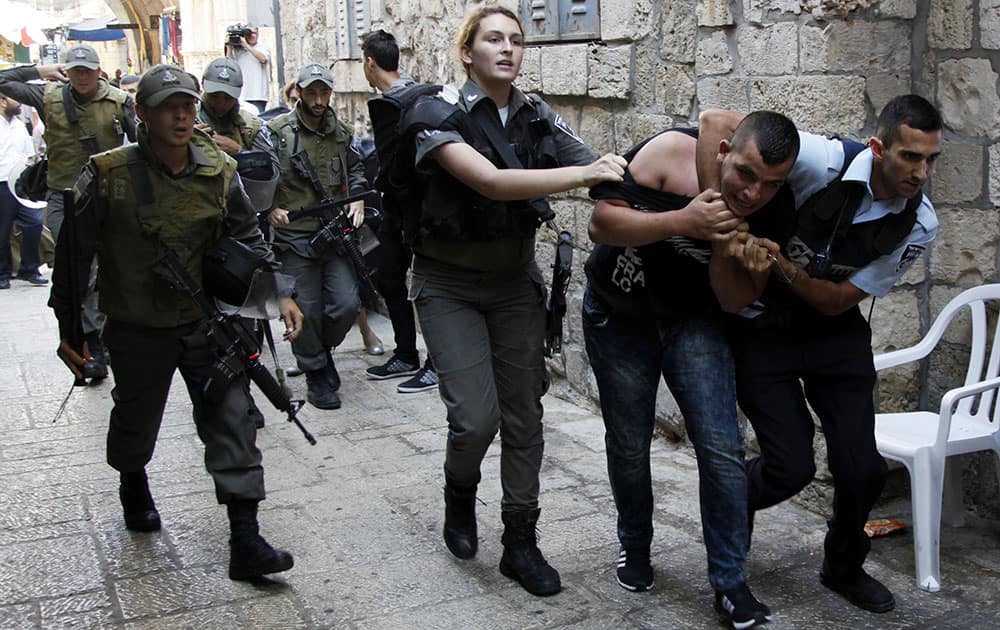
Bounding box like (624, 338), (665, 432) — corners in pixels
(583, 112), (799, 629)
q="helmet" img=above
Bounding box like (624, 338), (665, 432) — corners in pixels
(8, 159), (48, 208)
(202, 236), (267, 306)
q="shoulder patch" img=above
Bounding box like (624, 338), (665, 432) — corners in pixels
(896, 243), (926, 273)
(439, 84), (461, 105)
(552, 112), (585, 145)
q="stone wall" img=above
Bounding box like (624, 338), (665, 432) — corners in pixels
(279, 0), (1000, 518)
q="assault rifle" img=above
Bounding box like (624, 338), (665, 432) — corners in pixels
(153, 247), (317, 445)
(544, 229), (573, 357)
(284, 161), (381, 298)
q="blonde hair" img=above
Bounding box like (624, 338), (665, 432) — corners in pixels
(283, 80), (299, 106)
(455, 4), (523, 76)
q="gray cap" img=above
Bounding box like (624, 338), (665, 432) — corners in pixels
(136, 64), (201, 108)
(119, 74), (140, 86)
(297, 63), (333, 89)
(202, 58), (243, 99)
(63, 44), (100, 71)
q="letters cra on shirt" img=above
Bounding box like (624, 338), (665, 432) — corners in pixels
(612, 247), (645, 293)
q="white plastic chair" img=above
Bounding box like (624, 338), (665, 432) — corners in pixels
(873, 284), (1000, 593)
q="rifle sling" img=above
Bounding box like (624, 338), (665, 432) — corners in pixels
(469, 104), (524, 169)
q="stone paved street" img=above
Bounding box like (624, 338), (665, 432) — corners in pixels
(1, 273), (999, 629)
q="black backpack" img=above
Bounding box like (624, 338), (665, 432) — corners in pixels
(366, 83), (447, 233)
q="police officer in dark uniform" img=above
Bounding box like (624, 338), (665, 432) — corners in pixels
(50, 65), (303, 581)
(704, 95), (944, 613)
(408, 6), (624, 597)
(0, 44), (136, 378)
(360, 29), (439, 392)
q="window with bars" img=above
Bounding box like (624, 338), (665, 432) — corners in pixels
(520, 0), (600, 44)
(333, 0), (371, 59)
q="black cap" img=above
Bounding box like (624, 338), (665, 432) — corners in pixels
(136, 64), (200, 107)
(297, 63), (334, 89)
(63, 44), (100, 70)
(202, 58), (243, 99)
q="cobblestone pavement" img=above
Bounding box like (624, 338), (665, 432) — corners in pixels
(1, 272), (999, 629)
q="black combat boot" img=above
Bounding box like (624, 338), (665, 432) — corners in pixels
(306, 369), (341, 409)
(119, 469), (161, 532)
(499, 508), (561, 596)
(84, 331), (109, 380)
(443, 480), (478, 559)
(227, 499), (294, 580)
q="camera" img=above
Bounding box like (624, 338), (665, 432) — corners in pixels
(226, 24), (253, 47)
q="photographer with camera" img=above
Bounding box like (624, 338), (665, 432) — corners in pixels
(225, 24), (270, 114)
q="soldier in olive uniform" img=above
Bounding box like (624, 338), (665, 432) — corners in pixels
(50, 65), (303, 581)
(195, 57), (281, 430)
(196, 58), (279, 168)
(266, 63), (368, 410)
(0, 44), (136, 378)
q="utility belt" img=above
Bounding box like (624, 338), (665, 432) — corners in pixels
(730, 301), (863, 333)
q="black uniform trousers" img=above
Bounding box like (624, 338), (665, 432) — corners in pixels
(732, 308), (887, 576)
(103, 318), (265, 504)
(370, 224), (421, 367)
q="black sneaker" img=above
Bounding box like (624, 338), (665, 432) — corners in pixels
(715, 582), (772, 629)
(0, 278), (9, 290)
(820, 566), (895, 613)
(616, 546), (654, 591)
(366, 356), (420, 380)
(16, 271), (48, 286)
(397, 367), (439, 393)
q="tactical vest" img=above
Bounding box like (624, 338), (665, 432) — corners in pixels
(43, 80), (129, 190)
(91, 129), (235, 327)
(408, 92), (558, 244)
(198, 106), (262, 150)
(746, 141), (923, 328)
(267, 108), (351, 233)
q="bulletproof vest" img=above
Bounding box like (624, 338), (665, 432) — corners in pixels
(267, 107), (351, 233)
(413, 93), (558, 243)
(198, 106), (263, 150)
(90, 129), (234, 327)
(746, 141), (922, 328)
(43, 80), (129, 190)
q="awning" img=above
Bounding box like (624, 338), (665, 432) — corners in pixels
(67, 16), (125, 42)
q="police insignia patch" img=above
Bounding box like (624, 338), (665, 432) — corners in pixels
(552, 113), (585, 145)
(112, 178), (127, 200)
(896, 243), (925, 273)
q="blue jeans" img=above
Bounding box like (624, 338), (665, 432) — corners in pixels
(0, 185), (43, 279)
(582, 287), (748, 591)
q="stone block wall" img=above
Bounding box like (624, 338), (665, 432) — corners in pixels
(279, 0), (1000, 518)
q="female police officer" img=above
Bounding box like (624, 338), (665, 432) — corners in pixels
(408, 5), (625, 596)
